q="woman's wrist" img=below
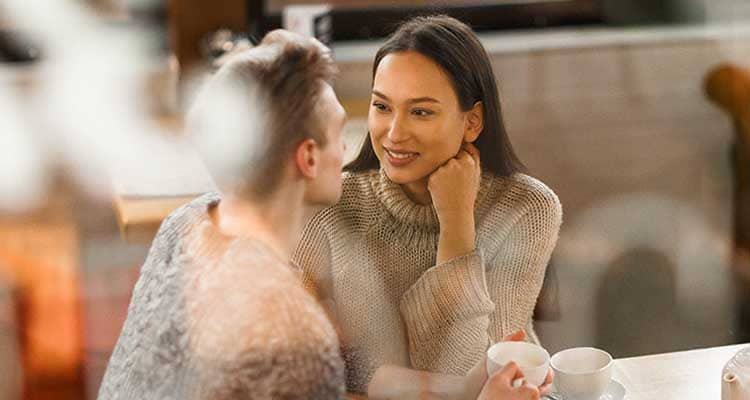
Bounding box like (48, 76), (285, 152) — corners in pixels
(369, 365), (469, 400)
(437, 205), (474, 228)
(439, 209), (475, 236)
(461, 356), (489, 400)
(437, 217), (476, 263)
(435, 203), (474, 224)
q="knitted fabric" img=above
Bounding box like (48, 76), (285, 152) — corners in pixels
(292, 169), (562, 393)
(99, 193), (345, 400)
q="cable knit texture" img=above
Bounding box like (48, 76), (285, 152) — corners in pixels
(292, 169), (562, 394)
(99, 193), (345, 400)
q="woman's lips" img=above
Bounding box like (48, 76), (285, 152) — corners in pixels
(384, 148), (419, 167)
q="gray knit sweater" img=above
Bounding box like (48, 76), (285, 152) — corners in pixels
(292, 169), (562, 393)
(98, 193), (345, 400)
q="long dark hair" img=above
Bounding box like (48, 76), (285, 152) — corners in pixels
(344, 15), (524, 176)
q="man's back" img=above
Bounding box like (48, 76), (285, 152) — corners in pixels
(98, 193), (344, 400)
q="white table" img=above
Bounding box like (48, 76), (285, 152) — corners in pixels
(611, 343), (747, 399)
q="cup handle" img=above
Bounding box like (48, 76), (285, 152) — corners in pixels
(511, 378), (526, 388)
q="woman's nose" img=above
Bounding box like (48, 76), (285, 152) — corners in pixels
(387, 115), (409, 143)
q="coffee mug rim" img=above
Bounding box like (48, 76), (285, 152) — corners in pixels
(550, 347), (613, 375)
(487, 341), (551, 368)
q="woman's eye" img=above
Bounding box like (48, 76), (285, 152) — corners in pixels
(412, 109), (433, 117)
(372, 102), (388, 112)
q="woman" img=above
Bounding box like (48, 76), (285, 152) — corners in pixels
(293, 15), (562, 396)
(98, 31), (347, 400)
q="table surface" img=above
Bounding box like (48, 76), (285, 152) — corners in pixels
(112, 194), (198, 243)
(608, 343), (744, 400)
(342, 343), (746, 400)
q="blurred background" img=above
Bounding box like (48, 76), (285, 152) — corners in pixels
(1, 0), (750, 398)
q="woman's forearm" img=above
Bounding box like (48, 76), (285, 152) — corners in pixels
(368, 363), (485, 400)
(436, 214), (475, 264)
(400, 250), (494, 374)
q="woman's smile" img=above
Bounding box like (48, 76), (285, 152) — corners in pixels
(384, 146), (420, 167)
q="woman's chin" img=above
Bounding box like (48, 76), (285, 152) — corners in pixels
(383, 167), (428, 185)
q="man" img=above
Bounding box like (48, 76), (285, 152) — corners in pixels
(98, 30), (346, 400)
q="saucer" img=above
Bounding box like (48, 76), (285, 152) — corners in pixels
(548, 380), (626, 400)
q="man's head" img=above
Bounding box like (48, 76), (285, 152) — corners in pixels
(188, 30), (346, 206)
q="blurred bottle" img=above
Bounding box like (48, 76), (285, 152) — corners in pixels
(282, 4), (332, 47)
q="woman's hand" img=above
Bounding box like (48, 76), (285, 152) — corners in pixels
(459, 330), (528, 400)
(503, 330), (526, 342)
(539, 369), (554, 396)
(429, 143), (482, 263)
(477, 363), (541, 400)
(500, 330), (554, 396)
(428, 142), (482, 224)
(367, 330), (541, 400)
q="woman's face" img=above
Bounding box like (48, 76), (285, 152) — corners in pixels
(369, 51), (472, 185)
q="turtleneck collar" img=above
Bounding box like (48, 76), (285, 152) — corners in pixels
(369, 168), (498, 235)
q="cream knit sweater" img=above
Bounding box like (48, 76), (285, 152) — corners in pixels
(292, 169), (562, 393)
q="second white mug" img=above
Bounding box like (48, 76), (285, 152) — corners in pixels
(551, 347), (613, 400)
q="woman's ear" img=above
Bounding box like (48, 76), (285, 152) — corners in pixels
(295, 138), (319, 179)
(464, 101), (484, 143)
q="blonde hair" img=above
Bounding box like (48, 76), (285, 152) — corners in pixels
(188, 30), (337, 200)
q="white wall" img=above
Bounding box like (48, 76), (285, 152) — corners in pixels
(705, 0), (750, 22)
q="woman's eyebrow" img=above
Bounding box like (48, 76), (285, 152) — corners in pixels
(407, 97), (440, 104)
(372, 90), (390, 101)
(372, 90), (440, 104)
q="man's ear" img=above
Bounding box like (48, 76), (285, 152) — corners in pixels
(295, 138), (319, 179)
(464, 101), (484, 143)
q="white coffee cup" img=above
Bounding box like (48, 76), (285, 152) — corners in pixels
(486, 341), (551, 387)
(550, 347), (613, 400)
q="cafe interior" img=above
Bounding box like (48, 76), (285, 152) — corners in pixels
(1, 0), (750, 399)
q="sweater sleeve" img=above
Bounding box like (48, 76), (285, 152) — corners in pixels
(292, 212), (335, 308)
(294, 213), (372, 393)
(399, 192), (562, 375)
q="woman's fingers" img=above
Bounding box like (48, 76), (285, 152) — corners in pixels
(502, 329), (526, 342)
(497, 361), (525, 384)
(482, 363), (542, 400)
(462, 141), (481, 164)
(519, 383), (541, 400)
(544, 368), (554, 386)
(455, 146), (473, 164)
(539, 368), (555, 395)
